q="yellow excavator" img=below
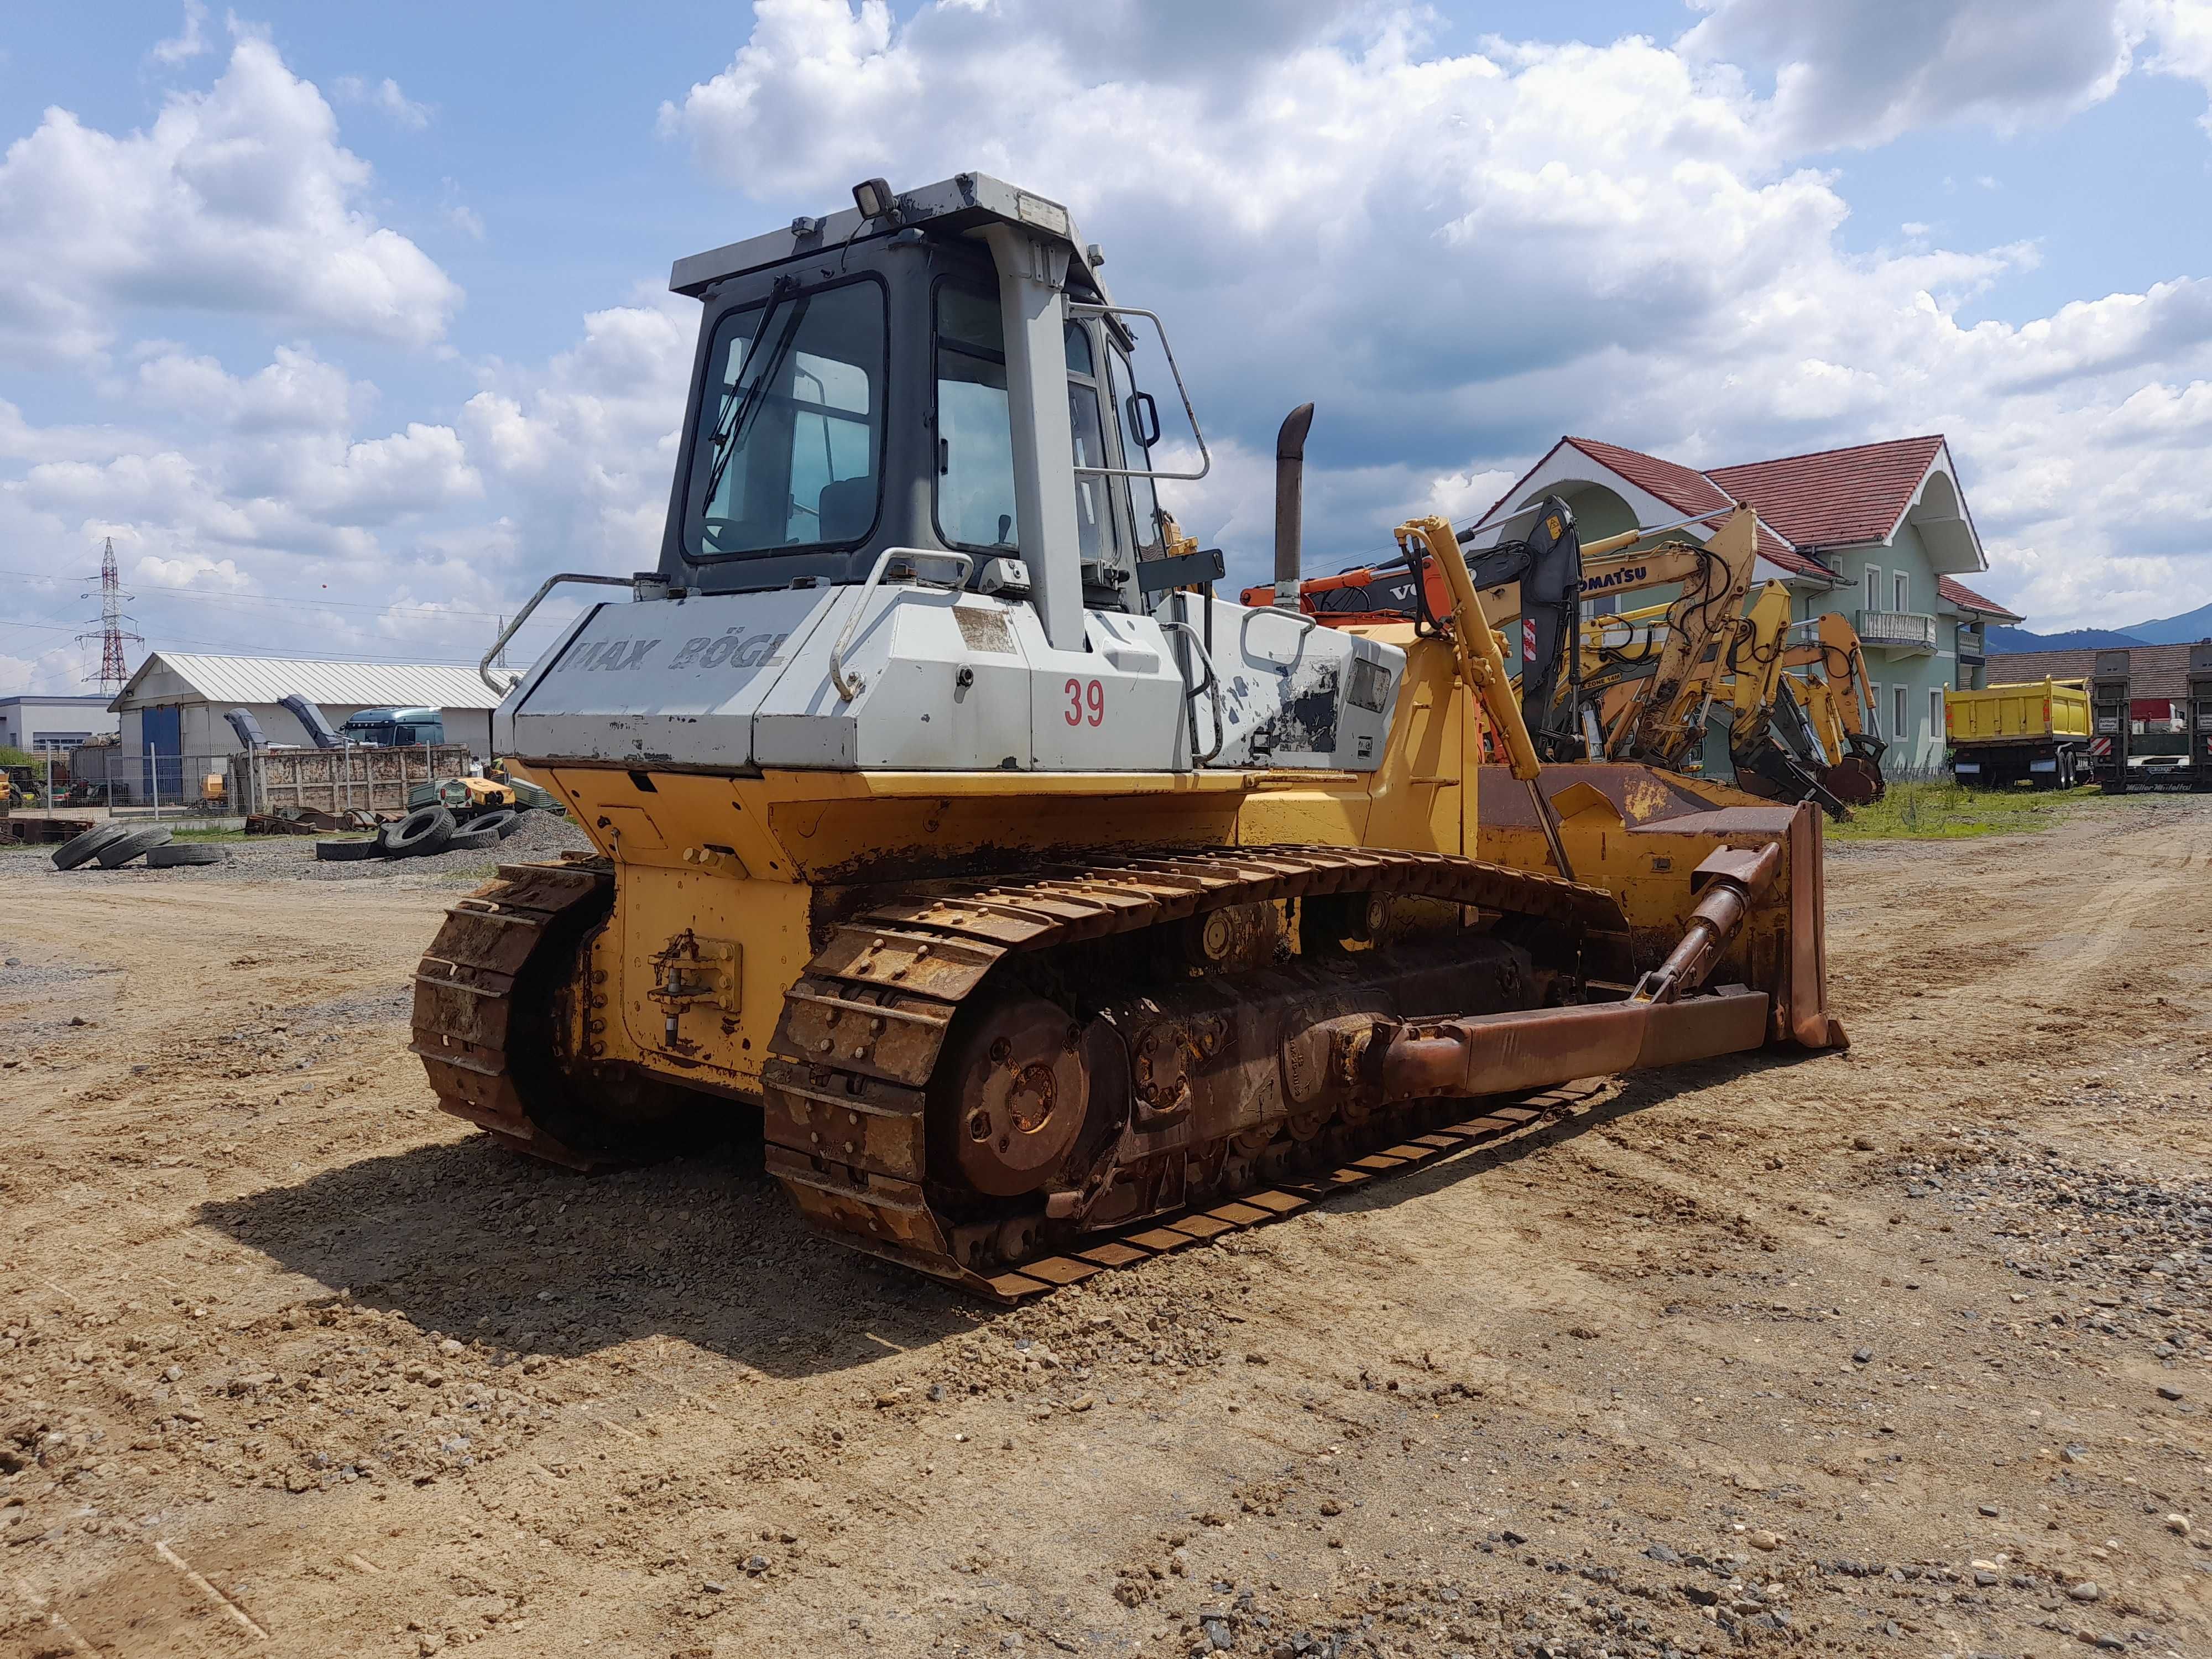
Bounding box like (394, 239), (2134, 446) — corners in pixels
(1245, 502), (1884, 815)
(1780, 614), (1887, 806)
(413, 172), (1846, 1299)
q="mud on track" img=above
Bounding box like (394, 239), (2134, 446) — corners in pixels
(1, 797), (2208, 1658)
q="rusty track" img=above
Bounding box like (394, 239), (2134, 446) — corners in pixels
(411, 855), (616, 1169)
(411, 846), (1637, 1302)
(761, 845), (1629, 1300)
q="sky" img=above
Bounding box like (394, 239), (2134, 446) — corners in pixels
(2, 0), (2209, 696)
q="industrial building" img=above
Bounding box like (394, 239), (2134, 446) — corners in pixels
(106, 654), (508, 788)
(0, 693), (119, 753)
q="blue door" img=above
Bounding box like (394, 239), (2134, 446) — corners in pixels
(141, 705), (181, 804)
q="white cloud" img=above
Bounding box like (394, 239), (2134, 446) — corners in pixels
(134, 551), (250, 589)
(0, 646), (86, 700)
(150, 0), (209, 67)
(2138, 0), (2212, 132)
(461, 292), (696, 572)
(653, 0), (2212, 628)
(1681, 0), (2148, 149)
(333, 74), (434, 132)
(439, 178), (486, 241)
(0, 36), (460, 367)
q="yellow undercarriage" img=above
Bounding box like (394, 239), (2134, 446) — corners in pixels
(514, 633), (1837, 1106)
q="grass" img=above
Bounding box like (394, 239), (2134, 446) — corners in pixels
(1829, 779), (2103, 841)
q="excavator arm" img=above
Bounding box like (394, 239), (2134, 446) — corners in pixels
(1780, 612), (1887, 802)
(1510, 503), (1764, 771)
(1725, 583), (1850, 819)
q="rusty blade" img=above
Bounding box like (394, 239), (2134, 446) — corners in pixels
(1377, 990), (1771, 1102)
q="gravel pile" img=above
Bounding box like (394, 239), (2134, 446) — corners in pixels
(1892, 1127), (2210, 1370)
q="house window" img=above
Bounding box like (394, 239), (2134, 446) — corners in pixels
(1931, 687), (1944, 739)
(1893, 686), (1908, 744)
(1864, 565), (1880, 613)
(1894, 571), (1909, 612)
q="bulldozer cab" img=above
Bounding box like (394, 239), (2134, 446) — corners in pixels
(659, 175), (1171, 618)
(497, 173), (1401, 779)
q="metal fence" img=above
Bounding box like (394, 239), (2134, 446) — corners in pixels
(61, 744), (476, 819)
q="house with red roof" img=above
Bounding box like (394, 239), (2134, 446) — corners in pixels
(1465, 434), (2022, 776)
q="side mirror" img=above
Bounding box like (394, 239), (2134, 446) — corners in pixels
(1125, 390), (1162, 450)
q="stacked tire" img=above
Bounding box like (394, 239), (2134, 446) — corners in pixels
(379, 805), (456, 858)
(314, 802), (531, 864)
(51, 823), (178, 870)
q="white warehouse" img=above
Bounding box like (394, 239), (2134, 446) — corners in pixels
(0, 693), (119, 753)
(109, 654), (509, 768)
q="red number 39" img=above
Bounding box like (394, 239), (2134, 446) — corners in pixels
(1063, 677), (1104, 727)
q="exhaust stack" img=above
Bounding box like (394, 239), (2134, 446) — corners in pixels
(1272, 403), (1314, 607)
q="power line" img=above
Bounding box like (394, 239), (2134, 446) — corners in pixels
(0, 564), (572, 627)
(0, 615), (497, 666)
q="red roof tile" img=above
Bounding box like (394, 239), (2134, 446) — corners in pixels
(1481, 434), (1836, 583)
(1705, 436), (1946, 551)
(1751, 525), (1830, 581)
(1936, 576), (2021, 623)
(1564, 436), (1735, 519)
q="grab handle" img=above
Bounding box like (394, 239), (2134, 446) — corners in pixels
(1158, 618), (1225, 764)
(830, 548), (976, 703)
(480, 572), (641, 695)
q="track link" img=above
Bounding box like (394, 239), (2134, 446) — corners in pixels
(763, 844), (1627, 1300)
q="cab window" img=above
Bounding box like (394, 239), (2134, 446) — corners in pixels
(686, 277), (886, 559)
(933, 285), (1018, 550)
(1064, 320), (1116, 566)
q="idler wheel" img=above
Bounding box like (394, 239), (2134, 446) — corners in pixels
(940, 994), (1092, 1198)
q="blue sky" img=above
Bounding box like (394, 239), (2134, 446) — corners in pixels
(1, 0), (2208, 692)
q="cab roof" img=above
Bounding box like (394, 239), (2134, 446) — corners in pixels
(670, 171), (1109, 304)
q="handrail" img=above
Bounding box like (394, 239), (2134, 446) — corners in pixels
(828, 547), (977, 703)
(1065, 302), (1211, 483)
(479, 572), (636, 695)
(1157, 618), (1225, 764)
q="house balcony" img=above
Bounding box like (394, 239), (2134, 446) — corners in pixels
(1857, 609), (1938, 654)
(1957, 644), (1987, 667)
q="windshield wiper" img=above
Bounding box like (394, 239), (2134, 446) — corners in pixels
(703, 286), (812, 509)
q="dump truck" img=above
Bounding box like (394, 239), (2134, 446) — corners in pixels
(411, 171), (1846, 1301)
(1944, 679), (2093, 789)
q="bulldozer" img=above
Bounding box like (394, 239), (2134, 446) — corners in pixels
(412, 172), (1846, 1300)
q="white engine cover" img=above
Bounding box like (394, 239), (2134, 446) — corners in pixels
(1164, 592), (1401, 771)
(495, 585), (839, 768)
(499, 581), (1201, 772)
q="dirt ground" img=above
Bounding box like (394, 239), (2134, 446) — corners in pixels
(1, 797), (2208, 1659)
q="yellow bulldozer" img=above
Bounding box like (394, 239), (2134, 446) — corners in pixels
(412, 172), (1845, 1299)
